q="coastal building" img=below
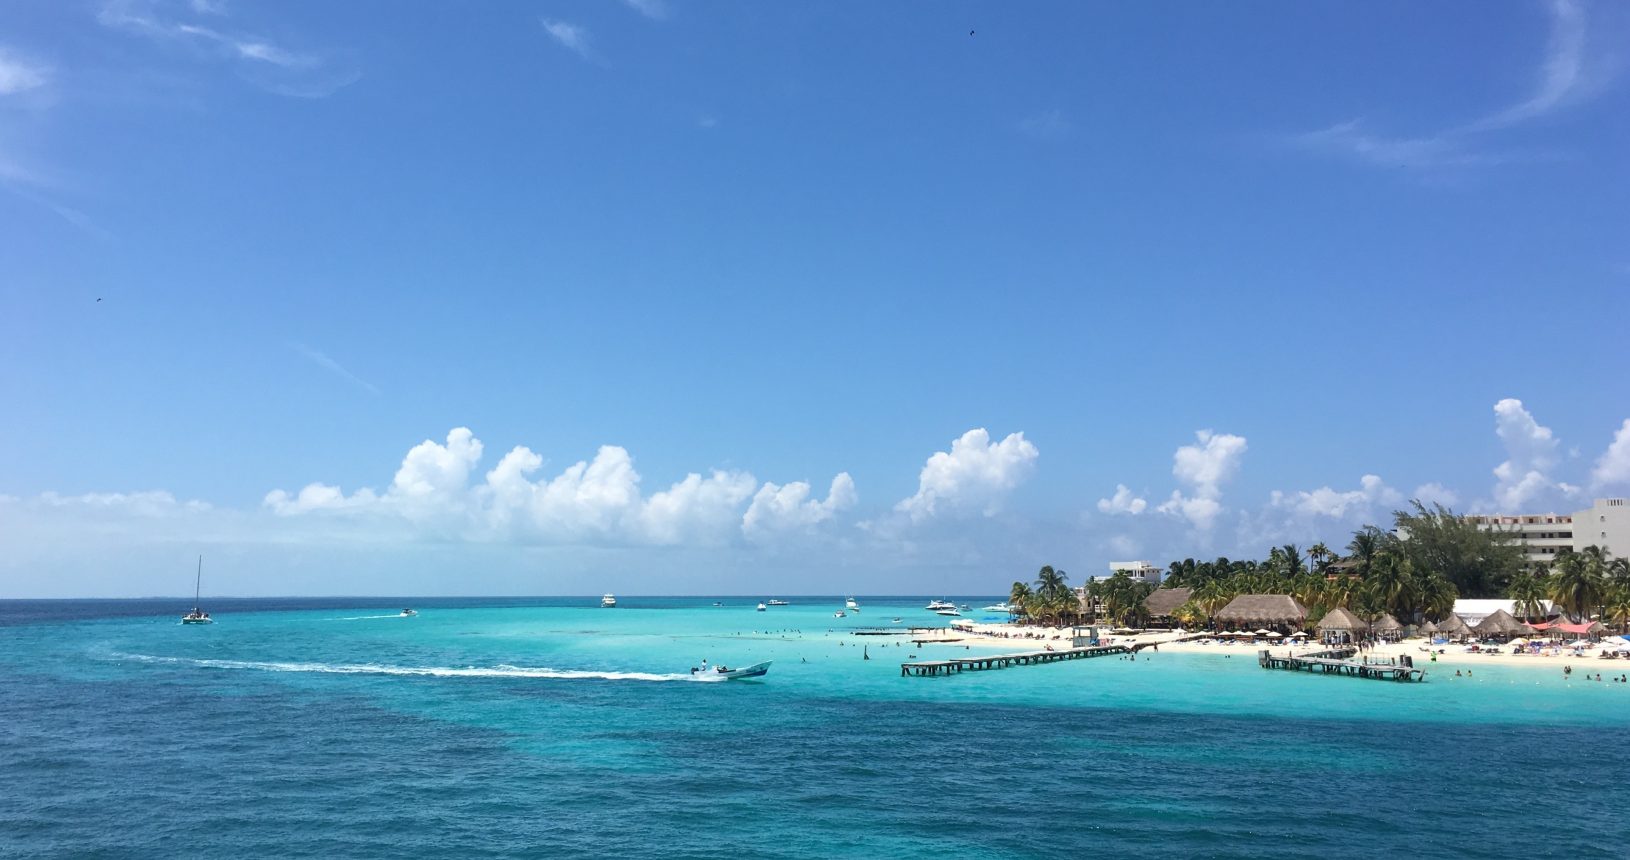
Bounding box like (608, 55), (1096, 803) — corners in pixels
(1104, 561), (1163, 585)
(1451, 598), (1556, 626)
(1214, 594), (1308, 633)
(1141, 587), (1193, 627)
(1464, 498), (1630, 565)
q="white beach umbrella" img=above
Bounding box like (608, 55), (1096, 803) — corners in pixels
(1254, 629), (1272, 636)
(1266, 632), (1283, 639)
(1290, 631), (1309, 638)
(1509, 638), (1529, 647)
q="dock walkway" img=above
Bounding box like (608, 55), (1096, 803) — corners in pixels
(900, 643), (1138, 677)
(1259, 648), (1426, 682)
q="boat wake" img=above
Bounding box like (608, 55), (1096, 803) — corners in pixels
(329, 614), (412, 621)
(110, 653), (722, 683)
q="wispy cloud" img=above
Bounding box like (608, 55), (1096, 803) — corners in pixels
(1295, 0), (1606, 170)
(98, 0), (353, 96)
(0, 47), (50, 96)
(541, 19), (594, 59)
(292, 343), (380, 395)
(623, 0), (669, 20)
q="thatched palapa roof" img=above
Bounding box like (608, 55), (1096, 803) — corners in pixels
(1373, 613), (1403, 632)
(1472, 608), (1528, 636)
(1437, 613), (1471, 634)
(1417, 619), (1439, 635)
(1215, 594), (1308, 626)
(1315, 607), (1365, 632)
(1142, 587), (1193, 618)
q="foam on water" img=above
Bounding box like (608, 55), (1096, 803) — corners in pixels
(111, 652), (717, 683)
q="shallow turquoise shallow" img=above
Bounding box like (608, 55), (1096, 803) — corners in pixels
(3, 597), (1627, 858)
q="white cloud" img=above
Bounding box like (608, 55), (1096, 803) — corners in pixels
(1412, 482), (1461, 509)
(743, 473), (857, 540)
(258, 428), (860, 548)
(37, 490), (211, 516)
(894, 429), (1038, 523)
(0, 48), (49, 95)
(1268, 474), (1402, 520)
(1593, 419), (1630, 489)
(542, 19), (593, 58)
(292, 343), (379, 395)
(98, 0), (348, 95)
(1491, 398), (1565, 510)
(1294, 0), (1601, 170)
(1156, 430), (1247, 531)
(623, 0), (669, 20)
(1096, 484), (1147, 515)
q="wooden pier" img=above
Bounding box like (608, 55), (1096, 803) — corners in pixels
(1258, 648), (1427, 682)
(900, 644), (1132, 677)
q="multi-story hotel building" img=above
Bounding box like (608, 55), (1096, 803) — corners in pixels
(1466, 498), (1629, 566)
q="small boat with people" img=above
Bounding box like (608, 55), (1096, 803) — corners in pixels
(181, 556), (212, 625)
(400, 609), (417, 617)
(690, 660), (772, 680)
(756, 602), (767, 612)
(601, 593), (617, 608)
(833, 610), (846, 618)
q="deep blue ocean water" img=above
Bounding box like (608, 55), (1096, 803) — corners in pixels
(3, 597), (1628, 859)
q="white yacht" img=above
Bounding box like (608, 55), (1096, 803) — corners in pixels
(935, 607), (962, 617)
(925, 599), (955, 611)
(601, 593), (617, 608)
(756, 602), (767, 612)
(982, 602), (1013, 613)
(845, 597), (860, 613)
(766, 599), (789, 606)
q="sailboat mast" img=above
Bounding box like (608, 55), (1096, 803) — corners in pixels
(195, 555), (202, 606)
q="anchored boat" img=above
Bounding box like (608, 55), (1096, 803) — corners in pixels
(181, 556), (212, 625)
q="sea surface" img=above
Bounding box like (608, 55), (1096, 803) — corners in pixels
(2, 596), (1627, 859)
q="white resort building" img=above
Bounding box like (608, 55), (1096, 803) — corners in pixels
(1103, 561), (1163, 586)
(1466, 498), (1629, 565)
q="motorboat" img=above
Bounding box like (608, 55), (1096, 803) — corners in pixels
(766, 599), (789, 606)
(982, 602), (1013, 613)
(960, 604), (970, 611)
(181, 556), (213, 625)
(833, 610), (846, 618)
(845, 597), (860, 612)
(891, 617), (903, 624)
(713, 602), (724, 607)
(400, 609), (418, 617)
(935, 607), (962, 617)
(756, 602), (767, 612)
(691, 660), (772, 680)
(925, 599), (955, 611)
(601, 593), (617, 608)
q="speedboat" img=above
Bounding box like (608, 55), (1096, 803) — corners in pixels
(833, 610), (846, 618)
(935, 607), (962, 617)
(891, 617), (902, 624)
(692, 661), (772, 680)
(756, 602), (767, 612)
(925, 599), (955, 611)
(713, 602), (724, 607)
(601, 593), (617, 608)
(766, 599), (789, 606)
(400, 609), (418, 617)
(982, 602), (1012, 613)
(845, 597), (860, 612)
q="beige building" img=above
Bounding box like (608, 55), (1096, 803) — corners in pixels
(1467, 498), (1629, 565)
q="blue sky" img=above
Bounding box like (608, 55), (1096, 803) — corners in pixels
(3, 0), (1628, 597)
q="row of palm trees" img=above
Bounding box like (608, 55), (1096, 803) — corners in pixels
(1008, 566), (1160, 628)
(1510, 546), (1630, 625)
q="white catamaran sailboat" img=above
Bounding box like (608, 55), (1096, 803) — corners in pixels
(181, 556), (212, 624)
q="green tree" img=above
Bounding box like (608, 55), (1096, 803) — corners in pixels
(1508, 569), (1547, 621)
(1547, 550), (1606, 621)
(1392, 501), (1523, 597)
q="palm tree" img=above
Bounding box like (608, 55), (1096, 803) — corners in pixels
(1604, 585), (1630, 633)
(1308, 542), (1334, 576)
(1508, 570), (1546, 621)
(1367, 553), (1415, 618)
(1346, 526), (1384, 578)
(1547, 551), (1606, 621)
(1009, 582), (1033, 619)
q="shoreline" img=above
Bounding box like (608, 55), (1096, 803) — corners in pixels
(911, 622), (1630, 674)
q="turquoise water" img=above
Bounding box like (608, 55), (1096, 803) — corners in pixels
(3, 597), (1627, 858)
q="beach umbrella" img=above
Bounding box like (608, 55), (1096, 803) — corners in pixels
(1266, 631), (1283, 639)
(1254, 628), (1272, 635)
(1509, 638), (1529, 647)
(1290, 631), (1308, 638)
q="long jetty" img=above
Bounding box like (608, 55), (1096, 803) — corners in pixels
(900, 643), (1138, 677)
(1258, 648), (1427, 682)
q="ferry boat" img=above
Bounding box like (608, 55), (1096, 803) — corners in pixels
(601, 593), (617, 608)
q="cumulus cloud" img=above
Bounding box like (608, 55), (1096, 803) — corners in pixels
(1268, 474), (1402, 520)
(1156, 430), (1247, 531)
(1413, 482), (1461, 509)
(1592, 419), (1630, 490)
(1096, 484), (1147, 515)
(1490, 398), (1571, 510)
(894, 429), (1039, 523)
(743, 473), (857, 540)
(622, 0), (669, 20)
(260, 428), (857, 548)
